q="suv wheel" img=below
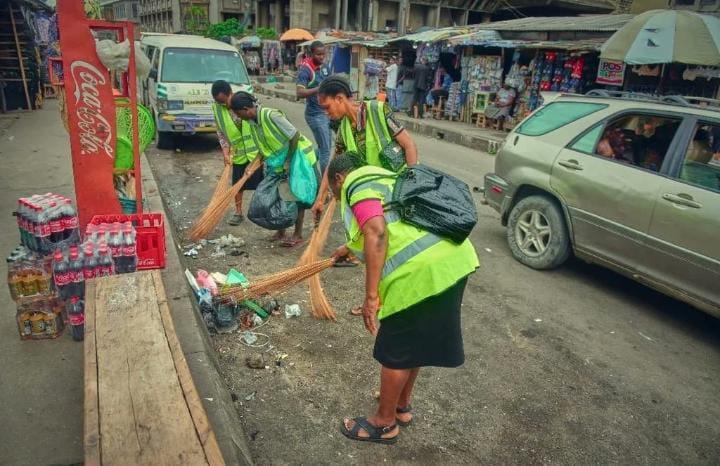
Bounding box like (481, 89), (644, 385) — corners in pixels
(507, 195), (570, 270)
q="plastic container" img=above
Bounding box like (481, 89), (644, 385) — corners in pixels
(87, 213), (166, 270)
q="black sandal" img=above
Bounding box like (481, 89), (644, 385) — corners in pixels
(396, 405), (413, 427)
(333, 256), (360, 267)
(340, 417), (398, 445)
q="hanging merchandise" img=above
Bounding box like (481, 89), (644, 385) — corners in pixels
(363, 58), (386, 98)
(261, 40), (284, 73)
(462, 54), (503, 93)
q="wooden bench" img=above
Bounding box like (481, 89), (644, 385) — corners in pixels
(84, 271), (225, 466)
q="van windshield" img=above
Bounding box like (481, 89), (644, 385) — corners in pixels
(161, 47), (249, 85)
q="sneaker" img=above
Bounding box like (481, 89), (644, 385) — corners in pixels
(227, 213), (244, 226)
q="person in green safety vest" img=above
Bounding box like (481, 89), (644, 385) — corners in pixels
(211, 80), (263, 225)
(229, 91), (320, 247)
(310, 74), (419, 221)
(327, 152), (479, 445)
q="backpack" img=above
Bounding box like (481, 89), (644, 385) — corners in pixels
(347, 164), (477, 244)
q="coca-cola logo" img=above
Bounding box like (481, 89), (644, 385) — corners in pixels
(70, 60), (114, 158)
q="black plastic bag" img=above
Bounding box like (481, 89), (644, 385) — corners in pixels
(248, 174), (298, 230)
(391, 165), (477, 244)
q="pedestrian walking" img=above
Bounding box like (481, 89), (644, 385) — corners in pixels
(410, 57), (431, 119)
(385, 57), (399, 111)
(229, 91), (320, 247)
(210, 80), (263, 225)
(311, 75), (418, 221)
(327, 153), (479, 444)
(296, 41), (333, 173)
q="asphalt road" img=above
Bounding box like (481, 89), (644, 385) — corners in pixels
(147, 95), (720, 465)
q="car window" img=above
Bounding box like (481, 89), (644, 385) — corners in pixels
(517, 102), (606, 136)
(579, 113), (682, 173)
(677, 123), (720, 193)
(570, 124), (603, 154)
(151, 47), (160, 70)
(161, 48), (249, 85)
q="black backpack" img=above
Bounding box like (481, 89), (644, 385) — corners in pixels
(346, 164), (477, 244)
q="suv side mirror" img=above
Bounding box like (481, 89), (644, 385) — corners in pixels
(148, 69), (158, 80)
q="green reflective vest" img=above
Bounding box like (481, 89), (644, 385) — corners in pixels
(250, 107), (316, 173)
(340, 165), (479, 320)
(212, 102), (259, 165)
(339, 100), (396, 169)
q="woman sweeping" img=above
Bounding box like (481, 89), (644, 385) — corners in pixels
(311, 74), (419, 217)
(229, 91), (320, 247)
(327, 153), (479, 444)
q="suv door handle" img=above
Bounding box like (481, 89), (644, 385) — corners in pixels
(558, 159), (583, 170)
(662, 193), (702, 209)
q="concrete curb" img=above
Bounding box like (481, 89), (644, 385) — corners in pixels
(255, 82), (506, 152)
(140, 154), (254, 466)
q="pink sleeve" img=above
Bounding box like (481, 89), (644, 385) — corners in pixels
(351, 199), (384, 229)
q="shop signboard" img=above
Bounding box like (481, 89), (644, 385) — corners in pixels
(596, 59), (626, 87)
(57, 1), (122, 228)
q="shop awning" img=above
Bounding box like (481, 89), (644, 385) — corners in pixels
(471, 14), (633, 32)
(446, 30), (505, 46)
(390, 26), (473, 44)
(298, 36), (348, 47)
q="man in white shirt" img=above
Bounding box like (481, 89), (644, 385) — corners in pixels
(385, 57), (399, 110)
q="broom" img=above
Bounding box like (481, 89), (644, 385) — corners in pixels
(216, 258), (336, 304)
(188, 163), (231, 235)
(189, 157), (263, 241)
(298, 198), (338, 320)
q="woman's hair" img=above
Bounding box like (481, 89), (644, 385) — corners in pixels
(318, 74), (353, 98)
(229, 91), (257, 111)
(327, 152), (358, 181)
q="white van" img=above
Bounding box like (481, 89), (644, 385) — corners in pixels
(140, 34), (252, 149)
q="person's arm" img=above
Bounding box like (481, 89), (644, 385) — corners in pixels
(396, 129), (418, 166)
(297, 86), (319, 98)
(287, 132), (299, 159)
(295, 65), (318, 99)
(360, 216), (387, 335)
(217, 130), (232, 165)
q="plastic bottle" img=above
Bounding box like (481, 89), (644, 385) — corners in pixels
(36, 207), (51, 255)
(7, 256), (21, 301)
(67, 296), (85, 341)
(121, 223), (137, 273)
(52, 249), (71, 299)
(97, 244), (114, 277)
(83, 245), (97, 281)
(68, 246), (85, 298)
(62, 199), (79, 242)
(48, 202), (63, 244)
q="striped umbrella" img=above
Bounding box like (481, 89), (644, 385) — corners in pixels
(600, 9), (720, 65)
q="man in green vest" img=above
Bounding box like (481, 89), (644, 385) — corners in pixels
(327, 153), (479, 444)
(211, 80), (262, 225)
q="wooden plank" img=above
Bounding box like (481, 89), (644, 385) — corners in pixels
(84, 279), (102, 466)
(151, 271), (225, 466)
(94, 272), (208, 465)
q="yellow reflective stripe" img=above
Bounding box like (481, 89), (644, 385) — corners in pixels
(368, 100), (391, 148)
(381, 233), (443, 279)
(260, 108), (288, 149)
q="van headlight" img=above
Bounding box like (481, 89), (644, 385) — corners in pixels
(157, 98), (184, 111)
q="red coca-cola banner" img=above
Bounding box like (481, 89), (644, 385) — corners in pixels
(57, 1), (121, 229)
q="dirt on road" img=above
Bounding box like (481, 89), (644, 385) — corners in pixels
(147, 96), (720, 465)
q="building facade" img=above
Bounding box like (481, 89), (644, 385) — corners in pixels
(101, 0), (141, 22)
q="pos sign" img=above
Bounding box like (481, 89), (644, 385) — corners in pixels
(596, 59), (626, 87)
(57, 0), (121, 228)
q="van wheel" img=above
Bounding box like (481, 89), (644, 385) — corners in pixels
(507, 195), (570, 270)
(156, 131), (175, 150)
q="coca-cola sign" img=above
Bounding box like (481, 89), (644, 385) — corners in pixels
(70, 60), (114, 158)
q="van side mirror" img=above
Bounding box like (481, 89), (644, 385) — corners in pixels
(148, 69), (158, 80)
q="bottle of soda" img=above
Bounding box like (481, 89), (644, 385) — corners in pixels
(97, 244), (114, 277)
(83, 245), (97, 281)
(109, 226), (123, 273)
(62, 199), (79, 242)
(48, 201), (63, 244)
(67, 296), (85, 342)
(68, 246), (85, 298)
(52, 249), (71, 299)
(121, 223), (137, 273)
(36, 207), (51, 255)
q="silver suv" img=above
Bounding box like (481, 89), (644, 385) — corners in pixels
(483, 92), (720, 317)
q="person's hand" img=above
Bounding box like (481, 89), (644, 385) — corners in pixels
(331, 244), (349, 262)
(362, 294), (380, 335)
(222, 149), (232, 165)
(310, 199), (325, 222)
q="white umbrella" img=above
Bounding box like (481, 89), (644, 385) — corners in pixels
(600, 9), (720, 65)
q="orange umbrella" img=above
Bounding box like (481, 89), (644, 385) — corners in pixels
(280, 28), (314, 42)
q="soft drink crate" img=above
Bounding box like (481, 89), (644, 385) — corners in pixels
(87, 213), (166, 270)
(16, 294), (65, 340)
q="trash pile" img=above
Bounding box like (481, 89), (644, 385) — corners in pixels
(184, 234), (246, 259)
(186, 267), (290, 335)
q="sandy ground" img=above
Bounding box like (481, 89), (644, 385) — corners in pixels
(147, 96), (720, 465)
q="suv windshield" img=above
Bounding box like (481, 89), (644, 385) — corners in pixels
(517, 101), (607, 136)
(161, 48), (249, 85)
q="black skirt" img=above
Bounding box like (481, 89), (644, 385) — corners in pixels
(373, 277), (468, 370)
(232, 161), (264, 190)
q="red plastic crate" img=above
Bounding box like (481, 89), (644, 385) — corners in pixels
(88, 213), (166, 270)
